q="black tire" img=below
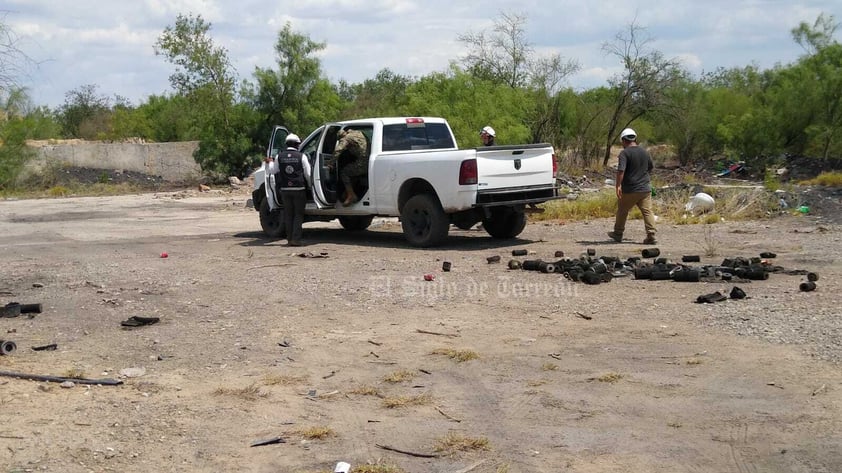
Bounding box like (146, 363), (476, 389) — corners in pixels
(482, 207), (527, 239)
(401, 194), (449, 247)
(259, 199), (285, 238)
(338, 215), (374, 231)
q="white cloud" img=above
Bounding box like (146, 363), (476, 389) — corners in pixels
(4, 0), (842, 107)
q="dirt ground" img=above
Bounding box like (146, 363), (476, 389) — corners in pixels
(1, 188), (841, 473)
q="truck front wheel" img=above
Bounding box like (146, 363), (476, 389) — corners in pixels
(482, 207), (527, 239)
(259, 199), (286, 238)
(401, 194), (449, 247)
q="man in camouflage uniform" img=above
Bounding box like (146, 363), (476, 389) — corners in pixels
(329, 128), (369, 206)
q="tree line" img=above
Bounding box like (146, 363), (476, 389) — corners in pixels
(0, 11), (840, 185)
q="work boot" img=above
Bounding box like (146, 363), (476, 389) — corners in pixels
(643, 234), (658, 245)
(607, 231), (623, 242)
(342, 188), (358, 206)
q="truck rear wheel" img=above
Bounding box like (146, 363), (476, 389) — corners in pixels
(259, 199), (286, 238)
(483, 207), (527, 239)
(401, 194), (449, 247)
(338, 215), (374, 231)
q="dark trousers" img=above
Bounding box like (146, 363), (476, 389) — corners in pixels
(280, 189), (306, 243)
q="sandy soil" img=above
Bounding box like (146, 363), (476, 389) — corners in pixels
(1, 189), (840, 473)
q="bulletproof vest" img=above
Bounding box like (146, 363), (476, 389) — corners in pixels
(278, 150), (305, 188)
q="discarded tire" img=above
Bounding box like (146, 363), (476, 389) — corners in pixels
(672, 269), (701, 282)
(590, 262), (608, 274)
(0, 303), (21, 318)
(759, 252), (777, 259)
(538, 262), (556, 274)
(521, 259), (544, 271)
(650, 270), (672, 281)
(634, 266), (653, 280)
(807, 272), (819, 282)
(511, 249), (528, 257)
(19, 303), (42, 314)
(586, 248), (596, 256)
(800, 281), (817, 292)
(554, 250), (565, 258)
(642, 248), (660, 258)
(565, 270), (583, 282)
(442, 261), (452, 272)
(730, 286), (747, 299)
(581, 271), (602, 285)
(744, 269), (769, 280)
(721, 272), (733, 281)
(508, 259), (522, 270)
(0, 340), (16, 355)
(599, 272), (614, 283)
(682, 255), (701, 263)
(487, 255), (501, 264)
(654, 257), (669, 265)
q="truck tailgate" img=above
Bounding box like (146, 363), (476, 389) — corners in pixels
(475, 144), (555, 190)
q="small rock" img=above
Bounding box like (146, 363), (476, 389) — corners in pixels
(60, 381), (75, 389)
(33, 282), (45, 288)
(119, 367), (147, 378)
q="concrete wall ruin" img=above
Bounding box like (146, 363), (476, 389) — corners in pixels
(27, 140), (203, 182)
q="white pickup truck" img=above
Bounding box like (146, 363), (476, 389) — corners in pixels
(250, 117), (558, 247)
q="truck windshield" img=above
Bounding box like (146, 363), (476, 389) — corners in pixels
(382, 123), (455, 152)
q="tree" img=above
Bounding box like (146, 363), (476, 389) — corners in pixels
(458, 12), (533, 88)
(58, 84), (112, 139)
(785, 14), (842, 159)
(339, 68), (413, 118)
(0, 12), (33, 96)
(155, 14), (250, 176)
(600, 21), (683, 166)
(458, 12), (578, 145)
(245, 22), (342, 144)
(792, 13), (839, 56)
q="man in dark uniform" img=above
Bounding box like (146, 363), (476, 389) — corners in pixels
(607, 128), (657, 244)
(277, 133), (311, 246)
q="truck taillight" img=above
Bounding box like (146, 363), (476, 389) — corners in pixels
(552, 153), (558, 176)
(459, 159), (478, 185)
(406, 117), (425, 128)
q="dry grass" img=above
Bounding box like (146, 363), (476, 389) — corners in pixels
(292, 426), (335, 440)
(352, 464), (407, 473)
(701, 224), (719, 257)
(595, 372), (623, 383)
(431, 348), (479, 363)
(541, 362), (559, 371)
(382, 369), (416, 383)
(433, 432), (490, 454)
(64, 368), (86, 379)
(212, 383), (267, 401)
(347, 384), (381, 396)
(533, 189), (616, 221)
(381, 393), (433, 409)
(262, 374), (308, 386)
(800, 171), (842, 187)
(526, 379), (548, 387)
(686, 358), (704, 365)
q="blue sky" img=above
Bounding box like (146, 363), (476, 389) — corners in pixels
(4, 0), (840, 109)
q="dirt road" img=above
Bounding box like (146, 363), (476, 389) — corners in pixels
(1, 190), (840, 473)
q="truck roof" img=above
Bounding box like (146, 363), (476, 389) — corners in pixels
(337, 117), (450, 126)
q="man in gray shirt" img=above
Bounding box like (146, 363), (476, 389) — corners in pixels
(607, 128), (657, 244)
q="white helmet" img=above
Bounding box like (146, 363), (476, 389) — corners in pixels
(480, 126), (496, 137)
(285, 133), (301, 145)
(620, 128), (636, 141)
